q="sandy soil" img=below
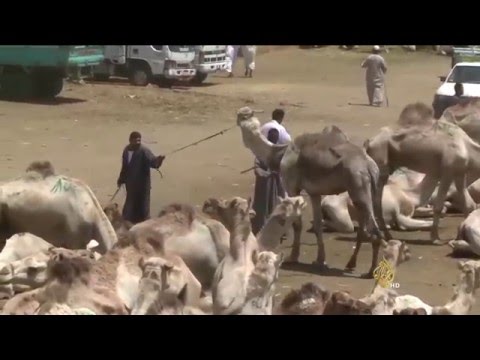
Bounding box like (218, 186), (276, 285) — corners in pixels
(0, 45), (475, 312)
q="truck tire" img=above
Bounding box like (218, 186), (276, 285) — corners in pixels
(93, 73), (110, 81)
(0, 68), (34, 100)
(129, 66), (150, 86)
(32, 72), (64, 98)
(191, 72), (208, 85)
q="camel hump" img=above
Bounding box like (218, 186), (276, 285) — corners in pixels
(321, 125), (349, 142)
(397, 102), (434, 128)
(25, 161), (55, 178)
(158, 203), (196, 227)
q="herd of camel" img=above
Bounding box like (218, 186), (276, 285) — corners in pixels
(1, 98), (480, 314)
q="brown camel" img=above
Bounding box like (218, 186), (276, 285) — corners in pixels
(35, 247), (127, 315)
(236, 107), (384, 278)
(366, 102), (480, 244)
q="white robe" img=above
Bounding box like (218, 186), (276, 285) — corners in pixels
(226, 45), (239, 73)
(241, 45), (257, 71)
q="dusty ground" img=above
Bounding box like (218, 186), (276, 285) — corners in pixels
(0, 45), (475, 312)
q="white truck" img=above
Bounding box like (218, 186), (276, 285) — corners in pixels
(433, 46), (480, 118)
(93, 45), (197, 86)
(191, 45), (227, 84)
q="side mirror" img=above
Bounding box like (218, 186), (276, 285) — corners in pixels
(439, 76), (446, 82)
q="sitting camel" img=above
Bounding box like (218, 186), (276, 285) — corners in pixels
(365, 102), (480, 245)
(103, 202), (230, 290)
(320, 168), (433, 233)
(236, 107), (384, 278)
(130, 255), (205, 315)
(0, 161), (117, 253)
(0, 239), (101, 300)
(449, 208), (480, 257)
(3, 247), (127, 315)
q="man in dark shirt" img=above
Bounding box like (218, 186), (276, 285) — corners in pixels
(117, 131), (165, 224)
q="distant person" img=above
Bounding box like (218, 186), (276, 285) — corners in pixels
(117, 131), (165, 224)
(251, 128), (286, 234)
(226, 45), (240, 77)
(241, 45), (257, 78)
(361, 45), (388, 107)
(261, 108), (292, 145)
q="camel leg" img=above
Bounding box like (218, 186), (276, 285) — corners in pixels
(448, 240), (478, 257)
(454, 175), (476, 217)
(345, 225), (366, 272)
(376, 173), (392, 240)
(418, 174), (440, 207)
(286, 215), (302, 263)
(310, 195), (328, 269)
(430, 177), (454, 244)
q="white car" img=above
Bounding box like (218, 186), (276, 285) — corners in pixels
(433, 61), (480, 118)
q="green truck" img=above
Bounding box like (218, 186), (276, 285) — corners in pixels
(0, 46), (104, 100)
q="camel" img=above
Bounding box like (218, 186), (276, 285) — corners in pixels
(320, 169), (433, 233)
(441, 98), (480, 144)
(365, 102), (480, 245)
(236, 106), (384, 278)
(0, 161), (117, 254)
(240, 251), (283, 315)
(203, 195), (307, 252)
(130, 255), (204, 315)
(103, 202), (230, 290)
(0, 239), (101, 300)
(208, 197), (258, 315)
(449, 208), (480, 257)
(34, 247), (127, 315)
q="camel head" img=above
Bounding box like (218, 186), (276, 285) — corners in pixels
(251, 251), (284, 288)
(278, 282), (330, 315)
(381, 240), (411, 267)
(236, 106), (256, 125)
(103, 203), (122, 223)
(457, 259), (480, 294)
(323, 291), (373, 315)
(46, 247), (95, 285)
(393, 307), (427, 315)
(442, 98), (480, 123)
(25, 160), (56, 178)
(202, 196), (255, 231)
(273, 195), (307, 222)
(131, 256), (190, 315)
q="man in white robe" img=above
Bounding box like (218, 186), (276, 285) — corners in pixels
(241, 45), (257, 77)
(361, 45), (388, 107)
(226, 45), (239, 77)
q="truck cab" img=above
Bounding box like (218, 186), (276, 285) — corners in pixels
(192, 46), (227, 84)
(94, 45), (197, 86)
(433, 47), (480, 118)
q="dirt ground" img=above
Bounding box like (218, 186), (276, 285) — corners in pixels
(0, 45), (476, 313)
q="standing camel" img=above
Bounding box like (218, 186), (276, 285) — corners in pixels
(365, 103), (480, 244)
(236, 107), (385, 278)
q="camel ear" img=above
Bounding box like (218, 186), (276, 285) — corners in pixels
(363, 138), (370, 150)
(138, 257), (146, 271)
(113, 203), (119, 210)
(252, 250), (259, 265)
(177, 284), (188, 305)
(162, 263), (174, 273)
(458, 260), (467, 271)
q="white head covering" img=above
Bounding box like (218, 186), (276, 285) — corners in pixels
(372, 45), (381, 51)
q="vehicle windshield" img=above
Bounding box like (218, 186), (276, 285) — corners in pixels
(167, 45), (195, 53)
(447, 65), (480, 84)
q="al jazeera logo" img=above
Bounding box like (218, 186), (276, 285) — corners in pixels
(373, 258), (400, 289)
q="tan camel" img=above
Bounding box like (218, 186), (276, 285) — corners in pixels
(365, 102), (480, 244)
(207, 197), (258, 315)
(321, 170), (433, 233)
(131, 255), (204, 315)
(0, 240), (101, 300)
(103, 202), (230, 290)
(449, 208), (480, 257)
(34, 247), (127, 315)
(442, 98), (480, 144)
(236, 107), (384, 278)
(0, 161), (117, 253)
(204, 195), (307, 252)
(240, 251), (283, 315)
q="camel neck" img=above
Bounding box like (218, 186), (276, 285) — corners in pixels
(257, 214), (289, 251)
(467, 140), (480, 178)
